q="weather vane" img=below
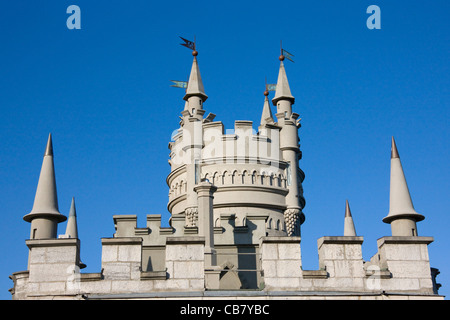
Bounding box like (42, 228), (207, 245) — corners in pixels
(280, 40), (294, 63)
(265, 77), (276, 93)
(170, 80), (188, 89)
(180, 36), (197, 56)
(170, 36), (198, 89)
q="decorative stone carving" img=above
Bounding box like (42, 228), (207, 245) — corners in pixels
(284, 208), (301, 236)
(185, 206), (198, 227)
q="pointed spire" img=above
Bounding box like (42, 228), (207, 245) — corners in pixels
(183, 51), (208, 102)
(63, 197), (86, 269)
(272, 56), (295, 106)
(391, 136), (400, 159)
(44, 133), (53, 156)
(260, 90), (274, 126)
(344, 200), (357, 236)
(24, 134), (66, 223)
(65, 197), (78, 238)
(383, 137), (424, 224)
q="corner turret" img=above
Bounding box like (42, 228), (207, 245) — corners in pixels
(272, 53), (305, 236)
(23, 134), (66, 239)
(179, 48), (207, 228)
(383, 137), (424, 236)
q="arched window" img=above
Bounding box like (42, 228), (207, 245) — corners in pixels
(212, 172), (219, 185)
(232, 170), (238, 184)
(222, 171), (230, 184)
(242, 170), (248, 184)
(251, 171), (257, 184)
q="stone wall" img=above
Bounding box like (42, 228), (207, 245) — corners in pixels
(260, 236), (302, 290)
(10, 234), (443, 300)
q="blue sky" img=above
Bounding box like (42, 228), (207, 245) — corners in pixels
(0, 0), (448, 299)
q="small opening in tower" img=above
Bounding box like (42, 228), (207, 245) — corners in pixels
(192, 108), (196, 115)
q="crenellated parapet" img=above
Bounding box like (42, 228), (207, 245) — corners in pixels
(169, 120), (284, 173)
(10, 225), (441, 299)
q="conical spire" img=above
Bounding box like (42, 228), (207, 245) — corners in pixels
(344, 200), (357, 236)
(45, 133), (53, 156)
(391, 136), (400, 158)
(383, 137), (424, 224)
(24, 134), (66, 223)
(65, 197), (86, 268)
(260, 90), (274, 125)
(272, 56), (295, 106)
(65, 197), (78, 238)
(183, 52), (208, 102)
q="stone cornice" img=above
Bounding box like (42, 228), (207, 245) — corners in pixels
(317, 236), (364, 248)
(165, 236), (205, 245)
(377, 236), (434, 247)
(101, 237), (143, 245)
(26, 238), (79, 249)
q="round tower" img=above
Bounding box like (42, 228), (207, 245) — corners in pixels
(167, 50), (306, 238)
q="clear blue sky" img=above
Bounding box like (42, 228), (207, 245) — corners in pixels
(0, 0), (448, 299)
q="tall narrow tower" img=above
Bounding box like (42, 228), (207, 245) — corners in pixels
(181, 49), (207, 227)
(383, 137), (424, 236)
(272, 54), (305, 236)
(23, 134), (66, 239)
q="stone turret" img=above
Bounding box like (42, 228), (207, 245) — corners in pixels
(272, 55), (305, 236)
(383, 137), (424, 236)
(23, 134), (66, 239)
(180, 50), (207, 228)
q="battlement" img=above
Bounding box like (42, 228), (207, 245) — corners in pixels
(113, 212), (270, 247)
(10, 222), (442, 299)
(169, 120), (284, 169)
